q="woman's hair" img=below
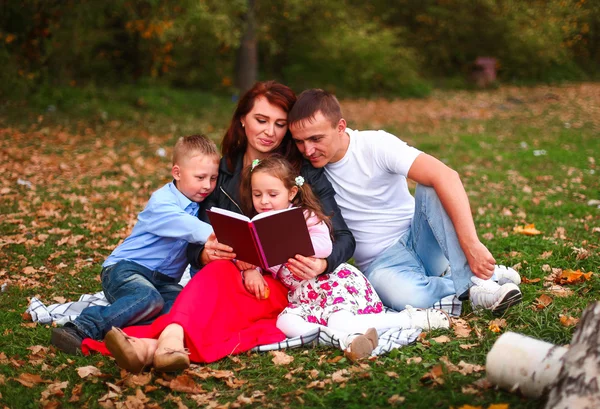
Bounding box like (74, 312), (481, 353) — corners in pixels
(239, 155), (333, 236)
(221, 81), (302, 172)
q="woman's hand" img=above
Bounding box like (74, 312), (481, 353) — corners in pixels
(200, 233), (236, 265)
(286, 255), (327, 281)
(243, 269), (269, 299)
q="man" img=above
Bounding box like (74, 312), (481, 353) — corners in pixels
(288, 89), (521, 315)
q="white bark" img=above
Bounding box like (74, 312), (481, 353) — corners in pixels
(486, 332), (567, 398)
(544, 302), (600, 409)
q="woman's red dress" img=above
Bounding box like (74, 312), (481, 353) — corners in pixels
(82, 260), (288, 363)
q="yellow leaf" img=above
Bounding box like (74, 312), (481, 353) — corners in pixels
(513, 223), (542, 235)
(534, 294), (553, 309)
(270, 350), (294, 365)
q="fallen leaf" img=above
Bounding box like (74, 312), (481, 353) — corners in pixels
(488, 405), (510, 409)
(538, 251), (553, 259)
(452, 318), (472, 338)
(331, 369), (349, 383)
(513, 223), (542, 236)
(559, 315), (579, 327)
(124, 372), (152, 387)
(388, 394), (405, 404)
(521, 276), (541, 284)
(555, 269), (593, 285)
(385, 371), (399, 378)
(52, 296), (67, 304)
(546, 285), (574, 297)
(164, 374), (204, 394)
(432, 335), (451, 343)
(488, 318), (507, 333)
(15, 373), (46, 387)
(406, 356), (422, 365)
(77, 365), (102, 378)
(420, 364), (444, 384)
(270, 350), (294, 365)
(534, 294), (553, 309)
(456, 405), (482, 409)
(459, 343), (479, 350)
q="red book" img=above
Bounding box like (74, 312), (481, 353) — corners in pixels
(206, 207), (315, 270)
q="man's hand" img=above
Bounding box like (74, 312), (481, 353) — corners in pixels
(200, 233), (236, 265)
(286, 255), (327, 281)
(466, 241), (495, 280)
(243, 269), (269, 299)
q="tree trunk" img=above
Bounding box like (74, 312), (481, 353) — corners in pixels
(486, 302), (600, 407)
(235, 0), (257, 94)
(486, 332), (567, 398)
(544, 302), (600, 409)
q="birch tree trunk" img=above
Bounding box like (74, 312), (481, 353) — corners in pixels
(544, 302), (600, 409)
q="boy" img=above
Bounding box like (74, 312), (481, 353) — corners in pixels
(51, 134), (220, 354)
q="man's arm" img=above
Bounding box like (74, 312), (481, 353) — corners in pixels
(407, 153), (495, 279)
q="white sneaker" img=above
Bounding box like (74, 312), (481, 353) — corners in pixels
(493, 265), (521, 285)
(470, 277), (522, 316)
(402, 305), (451, 330)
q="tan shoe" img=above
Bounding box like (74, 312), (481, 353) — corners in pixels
(344, 327), (378, 362)
(104, 327), (153, 373)
(153, 324), (190, 372)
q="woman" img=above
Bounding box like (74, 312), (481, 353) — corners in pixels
(83, 81), (356, 370)
(189, 80), (355, 279)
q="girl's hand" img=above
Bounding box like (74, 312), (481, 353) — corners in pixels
(243, 269), (269, 299)
(287, 255), (327, 281)
(201, 233), (236, 265)
(235, 260), (257, 271)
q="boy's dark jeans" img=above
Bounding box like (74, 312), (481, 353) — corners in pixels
(71, 260), (183, 340)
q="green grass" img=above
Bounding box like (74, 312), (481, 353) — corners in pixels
(1, 83), (599, 408)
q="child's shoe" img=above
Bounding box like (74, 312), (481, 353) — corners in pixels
(402, 305), (451, 330)
(492, 265), (521, 285)
(51, 324), (87, 355)
(104, 327), (154, 373)
(344, 327), (378, 362)
(153, 324), (190, 372)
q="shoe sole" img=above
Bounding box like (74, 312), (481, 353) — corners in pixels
(491, 289), (522, 316)
(50, 329), (82, 355)
(344, 328), (378, 362)
(154, 353), (191, 372)
(104, 328), (147, 373)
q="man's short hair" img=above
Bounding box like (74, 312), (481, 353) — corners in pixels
(288, 89), (343, 128)
(173, 134), (219, 166)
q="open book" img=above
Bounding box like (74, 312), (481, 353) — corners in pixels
(206, 207), (315, 270)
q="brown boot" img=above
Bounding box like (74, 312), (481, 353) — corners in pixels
(344, 328), (378, 362)
(104, 327), (154, 373)
(153, 324), (190, 372)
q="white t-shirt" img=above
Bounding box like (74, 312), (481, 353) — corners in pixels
(324, 129), (422, 270)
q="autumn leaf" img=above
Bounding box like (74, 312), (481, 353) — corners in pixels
(521, 276), (541, 284)
(406, 356), (422, 365)
(161, 374), (204, 394)
(555, 269), (593, 285)
(15, 373), (46, 387)
(388, 394), (405, 405)
(420, 364), (444, 385)
(452, 318), (473, 338)
(559, 315), (579, 327)
(534, 294), (553, 309)
(432, 335), (451, 343)
(488, 405), (510, 409)
(77, 365), (102, 378)
(513, 223), (542, 235)
(270, 350), (294, 365)
(488, 318), (507, 333)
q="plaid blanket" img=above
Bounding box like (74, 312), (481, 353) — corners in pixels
(27, 268), (462, 356)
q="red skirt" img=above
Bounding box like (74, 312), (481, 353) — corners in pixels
(82, 260), (288, 363)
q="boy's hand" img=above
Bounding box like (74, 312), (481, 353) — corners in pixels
(243, 269), (269, 299)
(235, 260), (257, 271)
(201, 233), (236, 265)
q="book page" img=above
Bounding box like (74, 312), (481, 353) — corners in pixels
(251, 206), (299, 221)
(209, 207), (250, 222)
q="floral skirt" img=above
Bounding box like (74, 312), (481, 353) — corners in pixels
(281, 263), (383, 325)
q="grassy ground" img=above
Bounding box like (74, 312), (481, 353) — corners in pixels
(0, 83), (598, 409)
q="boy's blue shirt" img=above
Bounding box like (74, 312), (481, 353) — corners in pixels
(103, 181), (213, 279)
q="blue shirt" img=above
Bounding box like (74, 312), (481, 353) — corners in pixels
(103, 182), (213, 278)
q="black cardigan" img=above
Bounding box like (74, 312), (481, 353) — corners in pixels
(186, 154), (356, 274)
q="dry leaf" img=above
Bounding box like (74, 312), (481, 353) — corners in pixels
(167, 374), (204, 394)
(521, 276), (541, 284)
(432, 335), (451, 344)
(406, 356), (422, 365)
(270, 350), (294, 365)
(331, 369), (349, 383)
(513, 223), (542, 235)
(124, 372), (152, 387)
(488, 405), (510, 409)
(555, 269), (593, 285)
(456, 405), (482, 409)
(559, 315), (579, 327)
(420, 364), (444, 385)
(488, 318), (507, 333)
(388, 394), (405, 404)
(77, 365), (102, 378)
(539, 251), (553, 259)
(459, 343), (479, 350)
(15, 373), (46, 387)
(452, 318), (473, 338)
(534, 294), (553, 309)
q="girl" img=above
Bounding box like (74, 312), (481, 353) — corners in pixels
(239, 156), (451, 361)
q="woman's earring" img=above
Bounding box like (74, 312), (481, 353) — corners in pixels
(241, 122), (245, 128)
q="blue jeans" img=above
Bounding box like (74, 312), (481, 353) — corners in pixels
(363, 185), (473, 310)
(72, 260), (183, 340)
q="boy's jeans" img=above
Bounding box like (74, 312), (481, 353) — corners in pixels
(364, 185), (473, 311)
(71, 260), (183, 340)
